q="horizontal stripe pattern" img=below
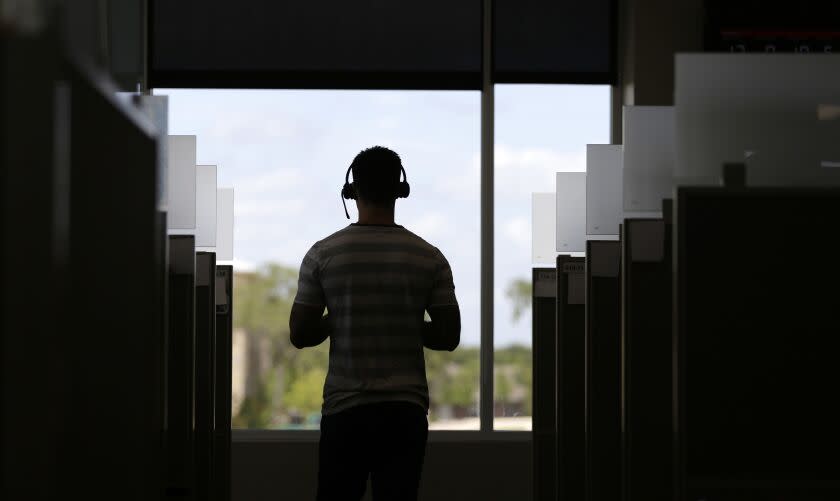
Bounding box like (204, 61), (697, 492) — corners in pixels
(293, 224), (457, 414)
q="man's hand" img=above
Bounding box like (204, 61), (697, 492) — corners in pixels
(289, 303), (330, 349)
(423, 304), (461, 352)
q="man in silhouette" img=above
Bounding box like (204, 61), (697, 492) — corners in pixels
(290, 146), (461, 501)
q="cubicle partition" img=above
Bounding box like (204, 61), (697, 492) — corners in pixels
(556, 256), (586, 501)
(65, 57), (165, 500)
(1, 35), (67, 499)
(167, 235), (196, 499)
(674, 186), (840, 501)
(195, 252), (216, 500)
(214, 265), (234, 501)
(621, 214), (673, 501)
(584, 240), (621, 501)
(532, 267), (558, 501)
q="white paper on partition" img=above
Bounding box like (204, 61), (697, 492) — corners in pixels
(586, 144), (622, 235)
(623, 106), (675, 212)
(195, 165), (217, 248)
(675, 54), (840, 186)
(556, 172), (586, 253)
(215, 188), (234, 261)
(167, 135), (197, 230)
(532, 193), (556, 266)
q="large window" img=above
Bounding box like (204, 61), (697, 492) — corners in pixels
(161, 84), (610, 432)
(493, 85), (611, 430)
(162, 89), (480, 430)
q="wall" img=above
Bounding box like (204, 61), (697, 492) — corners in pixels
(612, 0), (705, 142)
(233, 436), (532, 501)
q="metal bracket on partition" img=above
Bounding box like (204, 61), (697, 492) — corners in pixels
(561, 262), (586, 304)
(196, 254), (213, 286)
(215, 268), (230, 314)
(629, 220), (666, 263)
(534, 270), (557, 298)
(590, 242), (621, 278)
(562, 262), (585, 274)
(567, 272), (585, 305)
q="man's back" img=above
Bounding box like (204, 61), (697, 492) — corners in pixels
(294, 223), (458, 416)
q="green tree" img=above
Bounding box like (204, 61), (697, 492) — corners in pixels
(230, 268), (539, 427)
(505, 278), (532, 323)
(496, 368), (512, 403)
(233, 263), (302, 428)
(284, 367), (327, 415)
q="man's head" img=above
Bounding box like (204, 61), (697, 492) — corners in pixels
(348, 146), (406, 207)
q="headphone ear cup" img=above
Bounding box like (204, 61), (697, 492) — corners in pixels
(342, 182), (356, 200)
(398, 181), (410, 199)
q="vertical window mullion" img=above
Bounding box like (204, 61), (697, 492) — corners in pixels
(480, 0), (495, 433)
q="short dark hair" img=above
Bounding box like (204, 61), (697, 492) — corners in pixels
(350, 146), (403, 205)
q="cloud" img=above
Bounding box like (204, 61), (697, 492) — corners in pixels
(438, 144), (587, 202)
(502, 217), (530, 249)
(402, 212), (450, 241)
(495, 145), (586, 197)
(235, 168), (307, 195)
(235, 198), (307, 218)
(201, 108), (319, 146)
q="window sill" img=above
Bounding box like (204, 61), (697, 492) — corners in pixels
(232, 429), (532, 443)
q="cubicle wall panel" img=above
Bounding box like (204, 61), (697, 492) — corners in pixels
(1, 36), (68, 499)
(556, 256), (586, 501)
(532, 268), (557, 501)
(621, 219), (672, 501)
(585, 241), (621, 501)
(66, 60), (163, 500)
(214, 265), (233, 501)
(676, 188), (840, 499)
(195, 252), (216, 501)
(167, 235), (196, 497)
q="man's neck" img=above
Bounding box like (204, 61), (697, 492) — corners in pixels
(356, 204), (396, 225)
(356, 213), (396, 225)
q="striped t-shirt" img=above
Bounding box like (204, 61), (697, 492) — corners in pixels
(293, 223), (458, 416)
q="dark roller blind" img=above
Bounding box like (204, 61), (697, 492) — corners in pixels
(150, 0), (616, 89)
(493, 0), (616, 84)
(151, 0), (482, 89)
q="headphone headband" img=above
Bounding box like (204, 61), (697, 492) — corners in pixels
(344, 163), (409, 186)
(341, 163), (410, 219)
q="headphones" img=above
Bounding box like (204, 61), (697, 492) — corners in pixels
(341, 163), (410, 219)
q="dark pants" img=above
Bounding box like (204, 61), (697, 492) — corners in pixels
(317, 401), (429, 501)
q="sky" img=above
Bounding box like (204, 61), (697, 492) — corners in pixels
(159, 85), (610, 347)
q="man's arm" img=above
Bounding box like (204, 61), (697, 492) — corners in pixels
(423, 304), (461, 352)
(289, 303), (330, 349)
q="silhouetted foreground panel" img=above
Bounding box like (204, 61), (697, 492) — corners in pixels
(167, 235), (196, 499)
(532, 267), (557, 501)
(675, 187), (840, 500)
(585, 240), (621, 501)
(2, 35), (166, 500)
(621, 217), (673, 501)
(556, 256), (586, 501)
(1, 34), (68, 500)
(67, 55), (163, 501)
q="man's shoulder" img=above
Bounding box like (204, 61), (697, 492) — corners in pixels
(311, 225), (445, 260)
